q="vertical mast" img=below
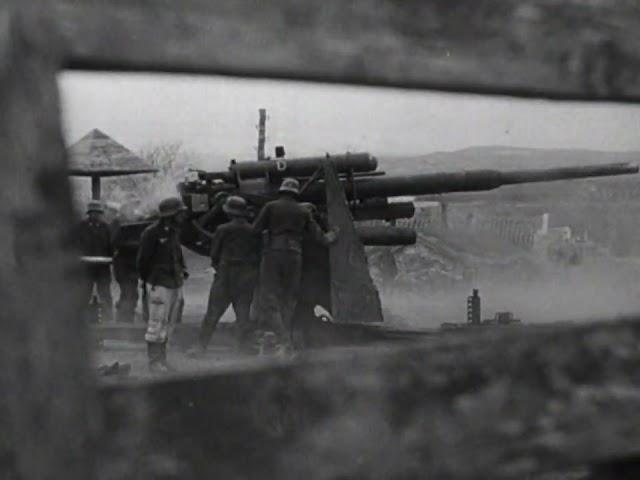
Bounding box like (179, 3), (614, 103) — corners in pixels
(257, 108), (266, 161)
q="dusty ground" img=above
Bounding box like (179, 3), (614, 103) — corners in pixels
(95, 342), (251, 379)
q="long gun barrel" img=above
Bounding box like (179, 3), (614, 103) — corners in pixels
(301, 162), (638, 200)
(175, 158), (638, 256)
(356, 226), (417, 246)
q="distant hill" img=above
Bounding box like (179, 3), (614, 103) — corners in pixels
(379, 146), (640, 175)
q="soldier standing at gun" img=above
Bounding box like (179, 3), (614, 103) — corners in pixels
(137, 197), (189, 373)
(252, 178), (337, 353)
(188, 195), (261, 356)
(75, 200), (114, 322)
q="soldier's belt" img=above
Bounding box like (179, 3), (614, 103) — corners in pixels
(266, 235), (302, 252)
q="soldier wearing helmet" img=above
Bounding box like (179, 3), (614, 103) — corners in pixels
(193, 191), (231, 233)
(252, 178), (338, 353)
(188, 195), (261, 356)
(136, 197), (189, 373)
(75, 200), (114, 322)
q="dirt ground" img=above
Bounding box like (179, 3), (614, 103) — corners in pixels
(94, 341), (268, 379)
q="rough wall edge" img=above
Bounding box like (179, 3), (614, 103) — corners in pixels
(0, 3), (100, 479)
(50, 0), (640, 102)
(98, 318), (640, 478)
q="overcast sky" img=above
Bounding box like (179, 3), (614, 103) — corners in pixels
(58, 72), (640, 170)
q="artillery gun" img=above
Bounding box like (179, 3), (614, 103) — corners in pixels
(147, 150), (638, 345)
(177, 152), (637, 248)
(112, 150), (637, 343)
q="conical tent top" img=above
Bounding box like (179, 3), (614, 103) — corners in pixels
(67, 129), (157, 177)
(67, 129), (158, 199)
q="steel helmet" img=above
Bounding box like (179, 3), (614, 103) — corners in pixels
(222, 196), (248, 217)
(279, 177), (300, 195)
(158, 197), (187, 217)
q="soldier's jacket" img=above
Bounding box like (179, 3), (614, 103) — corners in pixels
(209, 219), (261, 269)
(136, 221), (186, 289)
(252, 197), (326, 252)
(74, 218), (113, 257)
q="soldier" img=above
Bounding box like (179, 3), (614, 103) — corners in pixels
(111, 219), (139, 323)
(196, 191), (231, 232)
(76, 200), (114, 322)
(136, 197), (189, 373)
(189, 195), (261, 356)
(252, 178), (337, 353)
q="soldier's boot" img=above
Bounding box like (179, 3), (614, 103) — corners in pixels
(147, 342), (169, 373)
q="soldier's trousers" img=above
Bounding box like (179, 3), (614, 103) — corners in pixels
(145, 285), (183, 344)
(258, 250), (302, 345)
(84, 265), (113, 322)
(199, 263), (257, 349)
(115, 275), (139, 323)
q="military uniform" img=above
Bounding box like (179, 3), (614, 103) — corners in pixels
(76, 210), (113, 322)
(137, 197), (188, 371)
(252, 180), (330, 348)
(198, 207), (261, 351)
(112, 222), (139, 323)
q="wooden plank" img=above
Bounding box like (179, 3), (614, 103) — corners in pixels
(50, 0), (640, 101)
(0, 3), (97, 479)
(100, 319), (640, 478)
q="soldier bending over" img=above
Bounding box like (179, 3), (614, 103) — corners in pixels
(189, 195), (261, 356)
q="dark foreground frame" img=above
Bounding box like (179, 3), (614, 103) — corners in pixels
(2, 1), (640, 478)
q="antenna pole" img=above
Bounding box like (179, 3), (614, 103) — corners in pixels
(257, 108), (266, 161)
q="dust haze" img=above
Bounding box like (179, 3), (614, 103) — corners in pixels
(381, 261), (640, 329)
(374, 211), (640, 328)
